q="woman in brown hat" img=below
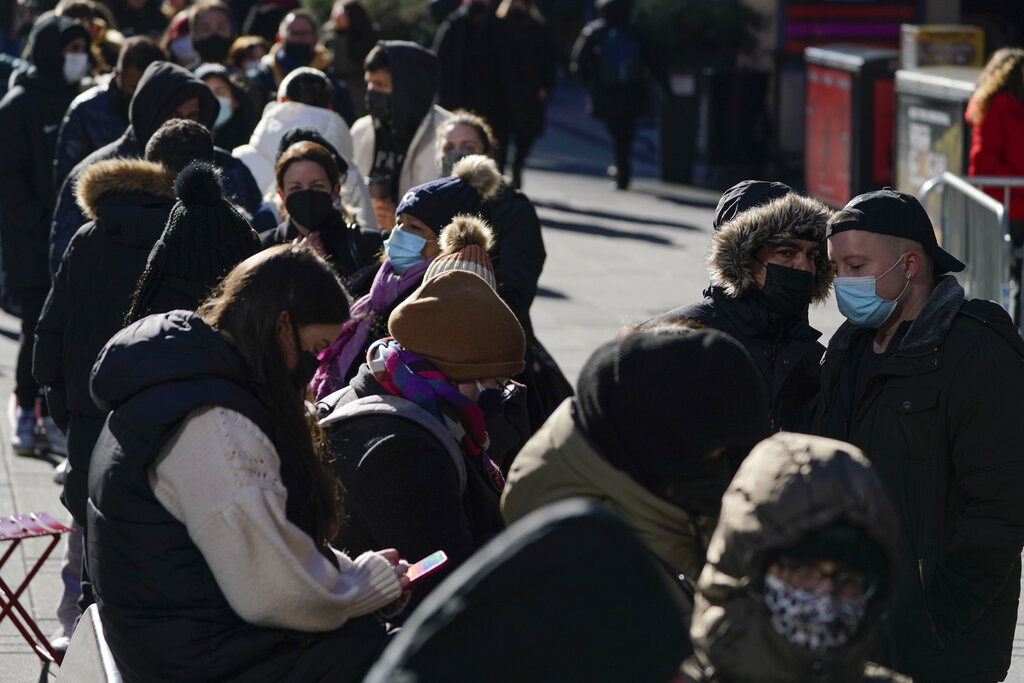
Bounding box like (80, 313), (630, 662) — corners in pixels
(318, 269), (527, 618)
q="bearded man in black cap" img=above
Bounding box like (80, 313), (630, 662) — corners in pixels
(644, 181), (834, 432)
(813, 188), (1024, 683)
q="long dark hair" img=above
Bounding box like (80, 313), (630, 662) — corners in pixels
(196, 244), (351, 547)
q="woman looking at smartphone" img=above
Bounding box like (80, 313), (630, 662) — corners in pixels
(86, 245), (409, 682)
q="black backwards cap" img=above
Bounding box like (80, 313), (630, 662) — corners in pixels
(827, 187), (965, 275)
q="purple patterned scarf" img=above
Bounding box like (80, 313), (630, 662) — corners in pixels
(312, 259), (431, 399)
(370, 339), (505, 492)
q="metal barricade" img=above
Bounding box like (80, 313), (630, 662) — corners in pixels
(918, 172), (1020, 332)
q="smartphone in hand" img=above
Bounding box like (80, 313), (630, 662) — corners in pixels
(406, 550), (448, 587)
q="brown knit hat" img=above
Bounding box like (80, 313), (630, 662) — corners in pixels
(423, 215), (496, 289)
(388, 270), (525, 381)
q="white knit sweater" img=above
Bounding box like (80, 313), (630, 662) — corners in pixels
(149, 406), (402, 632)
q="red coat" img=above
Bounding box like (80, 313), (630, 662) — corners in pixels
(966, 91), (1024, 221)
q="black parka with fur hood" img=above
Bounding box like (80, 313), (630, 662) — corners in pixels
(683, 432), (909, 683)
(647, 194), (831, 430)
(646, 194), (834, 432)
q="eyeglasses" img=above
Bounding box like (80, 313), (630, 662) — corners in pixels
(774, 556), (875, 601)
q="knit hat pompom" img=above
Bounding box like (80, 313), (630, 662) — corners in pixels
(174, 161), (224, 206)
(148, 161), (259, 282)
(439, 214), (494, 253)
(395, 156), (502, 234)
(452, 155), (502, 201)
(424, 215), (497, 289)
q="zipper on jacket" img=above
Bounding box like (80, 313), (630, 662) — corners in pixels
(917, 558), (945, 649)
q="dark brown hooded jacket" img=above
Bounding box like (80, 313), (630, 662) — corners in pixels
(684, 432), (909, 683)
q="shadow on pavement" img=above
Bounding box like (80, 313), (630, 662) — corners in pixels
(638, 191), (720, 211)
(536, 287), (568, 300)
(539, 216), (672, 245)
(535, 200), (698, 232)
(17, 449), (61, 468)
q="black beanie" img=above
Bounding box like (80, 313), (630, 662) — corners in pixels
(149, 162), (258, 282)
(574, 326), (770, 494)
(713, 179), (792, 230)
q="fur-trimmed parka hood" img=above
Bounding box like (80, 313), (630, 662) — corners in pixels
(710, 194), (835, 303)
(75, 158), (177, 220)
(73, 158), (177, 248)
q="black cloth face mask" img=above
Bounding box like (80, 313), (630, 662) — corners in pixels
(758, 262), (814, 320)
(193, 34), (232, 63)
(289, 323), (320, 392)
(283, 42), (314, 64)
(365, 89), (392, 120)
(285, 189), (334, 230)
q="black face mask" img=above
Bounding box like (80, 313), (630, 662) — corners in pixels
(285, 189), (334, 230)
(365, 89), (392, 120)
(289, 324), (320, 392)
(661, 454), (735, 518)
(193, 34), (232, 64)
(283, 42), (314, 64)
(477, 382), (531, 474)
(758, 262), (814, 320)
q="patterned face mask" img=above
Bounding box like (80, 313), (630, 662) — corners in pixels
(762, 573), (868, 654)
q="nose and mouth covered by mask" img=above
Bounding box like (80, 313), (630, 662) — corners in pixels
(289, 323), (321, 392)
(763, 573), (869, 655)
(383, 226), (435, 273)
(285, 189), (334, 230)
(758, 262), (815, 321)
(833, 254), (910, 328)
(63, 52), (89, 84)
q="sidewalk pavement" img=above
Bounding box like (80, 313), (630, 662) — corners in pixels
(0, 310), (62, 682)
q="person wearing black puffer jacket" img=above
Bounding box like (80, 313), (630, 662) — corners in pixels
(49, 59), (262, 277)
(87, 245), (406, 682)
(0, 13), (91, 455)
(35, 118), (214, 528)
(644, 183), (834, 433)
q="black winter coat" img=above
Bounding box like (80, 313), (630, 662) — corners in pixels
(54, 77), (129, 191)
(87, 311), (386, 682)
(812, 276), (1024, 682)
(648, 286), (823, 433)
(481, 183), (546, 335)
(321, 364), (505, 616)
(570, 17), (662, 121)
(259, 213), (382, 299)
(34, 158), (175, 524)
(50, 61), (262, 276)
(0, 15), (88, 294)
(433, 5), (507, 128)
(496, 12), (557, 138)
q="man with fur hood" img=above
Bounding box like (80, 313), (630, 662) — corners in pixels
(681, 432), (908, 682)
(49, 60), (262, 276)
(35, 118), (215, 528)
(644, 183), (833, 432)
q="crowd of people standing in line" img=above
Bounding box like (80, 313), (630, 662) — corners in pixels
(0, 0), (1022, 681)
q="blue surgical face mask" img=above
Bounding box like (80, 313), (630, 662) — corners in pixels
(833, 253), (910, 328)
(384, 225), (435, 273)
(214, 96), (233, 129)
